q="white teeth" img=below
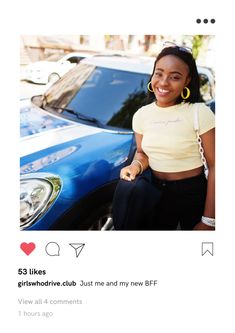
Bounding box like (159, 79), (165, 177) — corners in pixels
(158, 88), (169, 93)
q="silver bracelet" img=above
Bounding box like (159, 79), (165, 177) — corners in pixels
(131, 160), (144, 174)
(201, 216), (215, 227)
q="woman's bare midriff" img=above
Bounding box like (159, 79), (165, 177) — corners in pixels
(152, 166), (204, 181)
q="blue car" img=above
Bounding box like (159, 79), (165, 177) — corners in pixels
(20, 55), (215, 230)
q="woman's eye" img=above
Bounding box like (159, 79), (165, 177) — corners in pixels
(170, 76), (180, 81)
(154, 72), (161, 77)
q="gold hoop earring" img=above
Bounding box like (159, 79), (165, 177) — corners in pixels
(181, 87), (190, 99)
(147, 82), (154, 92)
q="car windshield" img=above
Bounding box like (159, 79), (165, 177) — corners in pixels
(41, 62), (150, 130)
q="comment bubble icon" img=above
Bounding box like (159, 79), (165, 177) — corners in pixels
(45, 242), (60, 256)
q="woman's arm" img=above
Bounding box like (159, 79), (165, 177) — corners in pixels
(194, 128), (215, 230)
(120, 133), (149, 181)
(133, 132), (149, 169)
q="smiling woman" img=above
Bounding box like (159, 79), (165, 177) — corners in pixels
(151, 55), (191, 107)
(113, 44), (215, 231)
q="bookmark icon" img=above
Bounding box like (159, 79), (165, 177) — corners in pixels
(201, 242), (214, 256)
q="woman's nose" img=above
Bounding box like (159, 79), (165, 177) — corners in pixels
(159, 76), (169, 85)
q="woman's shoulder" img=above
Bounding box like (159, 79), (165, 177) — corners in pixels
(139, 101), (156, 111)
(187, 102), (213, 111)
(187, 103), (215, 133)
(185, 102), (215, 117)
(135, 102), (156, 115)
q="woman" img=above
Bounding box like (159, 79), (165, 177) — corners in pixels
(113, 42), (215, 230)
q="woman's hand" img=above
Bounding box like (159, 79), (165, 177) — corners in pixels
(193, 221), (215, 230)
(120, 164), (140, 181)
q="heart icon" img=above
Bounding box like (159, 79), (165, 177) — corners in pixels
(20, 242), (36, 255)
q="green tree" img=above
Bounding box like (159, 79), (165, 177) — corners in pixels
(192, 35), (204, 59)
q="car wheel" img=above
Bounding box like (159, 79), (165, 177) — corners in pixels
(88, 204), (114, 230)
(50, 182), (118, 231)
(48, 73), (60, 83)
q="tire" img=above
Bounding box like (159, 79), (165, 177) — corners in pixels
(50, 182), (118, 231)
(48, 73), (60, 84)
(87, 203), (114, 230)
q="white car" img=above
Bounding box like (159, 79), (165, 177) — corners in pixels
(21, 52), (94, 84)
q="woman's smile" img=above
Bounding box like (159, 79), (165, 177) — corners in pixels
(156, 87), (171, 96)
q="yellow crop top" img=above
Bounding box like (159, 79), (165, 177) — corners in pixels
(132, 102), (215, 172)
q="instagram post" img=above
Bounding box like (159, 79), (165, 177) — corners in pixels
(1, 1), (234, 333)
(19, 35), (215, 232)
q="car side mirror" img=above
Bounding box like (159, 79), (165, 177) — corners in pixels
(31, 95), (44, 107)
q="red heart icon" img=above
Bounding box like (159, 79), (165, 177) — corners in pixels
(20, 242), (36, 255)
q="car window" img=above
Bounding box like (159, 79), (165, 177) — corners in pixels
(44, 63), (150, 130)
(66, 56), (84, 64)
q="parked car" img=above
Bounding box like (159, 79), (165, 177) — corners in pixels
(198, 66), (215, 112)
(20, 51), (94, 84)
(20, 55), (215, 230)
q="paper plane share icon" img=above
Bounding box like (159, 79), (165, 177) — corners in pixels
(69, 243), (85, 258)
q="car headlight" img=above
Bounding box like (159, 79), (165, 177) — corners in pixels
(20, 173), (62, 230)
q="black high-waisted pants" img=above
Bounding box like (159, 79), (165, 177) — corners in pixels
(112, 169), (207, 230)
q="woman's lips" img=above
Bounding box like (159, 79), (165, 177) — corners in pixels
(156, 87), (170, 96)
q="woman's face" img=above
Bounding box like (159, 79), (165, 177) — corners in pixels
(151, 55), (191, 107)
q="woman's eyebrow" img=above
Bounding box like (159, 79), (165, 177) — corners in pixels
(155, 68), (183, 75)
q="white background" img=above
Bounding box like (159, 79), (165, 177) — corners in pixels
(1, 1), (235, 332)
